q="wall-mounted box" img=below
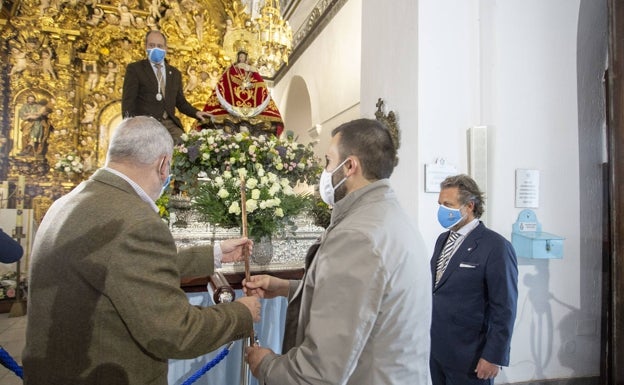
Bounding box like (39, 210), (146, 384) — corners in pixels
(512, 209), (564, 259)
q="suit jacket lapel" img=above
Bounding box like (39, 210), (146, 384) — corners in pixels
(434, 222), (485, 289)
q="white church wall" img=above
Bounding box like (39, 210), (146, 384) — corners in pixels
(361, 0), (596, 382)
(277, 0), (599, 382)
(272, 0), (362, 147)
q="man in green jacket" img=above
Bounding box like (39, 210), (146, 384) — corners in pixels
(23, 116), (260, 385)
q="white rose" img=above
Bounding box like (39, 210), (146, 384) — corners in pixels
(217, 188), (229, 198)
(251, 189), (260, 200)
(214, 176), (224, 186)
(247, 178), (258, 189)
(202, 152), (210, 160)
(275, 208), (284, 217)
(229, 202), (241, 215)
(180, 133), (189, 141)
(246, 199), (258, 212)
(223, 170), (232, 179)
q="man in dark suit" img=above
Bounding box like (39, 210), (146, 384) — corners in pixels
(23, 116), (261, 385)
(430, 174), (518, 385)
(122, 30), (211, 143)
(0, 228), (23, 264)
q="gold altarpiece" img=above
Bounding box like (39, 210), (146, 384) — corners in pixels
(0, 0), (291, 215)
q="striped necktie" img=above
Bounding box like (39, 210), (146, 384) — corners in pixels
(155, 63), (165, 98)
(435, 231), (460, 285)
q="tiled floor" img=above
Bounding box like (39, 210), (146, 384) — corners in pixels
(0, 312), (26, 385)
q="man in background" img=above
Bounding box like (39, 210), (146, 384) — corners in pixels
(122, 30), (211, 143)
(0, 228), (23, 264)
(244, 118), (431, 384)
(430, 174), (518, 384)
(23, 116), (260, 385)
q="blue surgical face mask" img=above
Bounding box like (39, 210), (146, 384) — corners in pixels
(147, 47), (166, 63)
(160, 174), (172, 197)
(437, 204), (464, 229)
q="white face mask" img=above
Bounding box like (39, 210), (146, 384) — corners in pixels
(319, 158), (349, 206)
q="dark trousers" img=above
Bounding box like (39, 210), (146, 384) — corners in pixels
(430, 356), (494, 385)
(159, 118), (184, 144)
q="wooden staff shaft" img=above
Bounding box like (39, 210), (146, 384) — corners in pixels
(239, 175), (255, 345)
(240, 175), (250, 283)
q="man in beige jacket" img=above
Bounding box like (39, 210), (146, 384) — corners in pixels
(23, 116), (260, 385)
(244, 118), (431, 384)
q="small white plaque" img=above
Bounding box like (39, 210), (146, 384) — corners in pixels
(425, 160), (457, 193)
(515, 169), (539, 208)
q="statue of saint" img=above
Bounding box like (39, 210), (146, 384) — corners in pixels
(202, 50), (283, 136)
(19, 94), (53, 156)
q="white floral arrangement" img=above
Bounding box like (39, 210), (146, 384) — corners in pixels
(0, 271), (27, 301)
(172, 129), (322, 239)
(54, 152), (84, 174)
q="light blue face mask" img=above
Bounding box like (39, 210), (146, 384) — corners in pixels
(437, 204), (464, 229)
(160, 174), (172, 197)
(147, 47), (166, 63)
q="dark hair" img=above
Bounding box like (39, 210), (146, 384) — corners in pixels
(440, 174), (485, 218)
(145, 30), (167, 46)
(331, 118), (397, 180)
(236, 50), (248, 63)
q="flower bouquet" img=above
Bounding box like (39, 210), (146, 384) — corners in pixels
(171, 129), (322, 241)
(0, 271), (27, 301)
(54, 152), (84, 175)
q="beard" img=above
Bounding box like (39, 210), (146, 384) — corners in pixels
(332, 167), (348, 203)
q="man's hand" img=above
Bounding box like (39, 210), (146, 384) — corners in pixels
(245, 345), (273, 376)
(243, 274), (290, 299)
(195, 111), (212, 121)
(220, 237), (253, 263)
(235, 296), (261, 322)
(475, 358), (500, 380)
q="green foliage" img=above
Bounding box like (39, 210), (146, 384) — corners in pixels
(172, 129), (322, 239)
(172, 129), (322, 196)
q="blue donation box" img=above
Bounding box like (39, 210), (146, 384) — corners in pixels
(511, 209), (564, 259)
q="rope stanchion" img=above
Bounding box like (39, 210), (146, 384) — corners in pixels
(0, 345), (23, 379)
(180, 342), (234, 385)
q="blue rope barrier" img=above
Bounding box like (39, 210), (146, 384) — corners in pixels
(181, 342), (234, 385)
(0, 345), (23, 379)
(0, 340), (235, 384)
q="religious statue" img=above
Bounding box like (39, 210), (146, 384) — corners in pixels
(18, 94), (53, 156)
(9, 47), (29, 76)
(202, 50), (283, 136)
(41, 47), (57, 80)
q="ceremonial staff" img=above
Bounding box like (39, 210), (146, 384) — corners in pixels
(239, 174), (253, 385)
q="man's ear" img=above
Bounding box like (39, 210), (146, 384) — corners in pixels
(345, 156), (358, 176)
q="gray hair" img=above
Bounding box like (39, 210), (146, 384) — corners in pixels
(440, 174), (485, 218)
(106, 116), (173, 165)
